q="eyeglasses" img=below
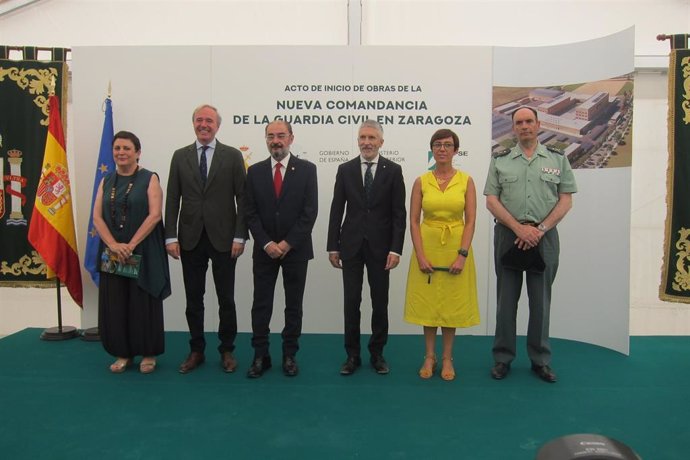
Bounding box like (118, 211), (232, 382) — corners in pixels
(266, 133), (290, 141)
(432, 143), (454, 150)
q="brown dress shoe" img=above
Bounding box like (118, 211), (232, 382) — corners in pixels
(370, 354), (389, 374)
(340, 356), (361, 375)
(179, 352), (205, 374)
(531, 364), (557, 383)
(221, 352), (237, 373)
(282, 355), (299, 377)
(491, 362), (510, 380)
(247, 356), (272, 378)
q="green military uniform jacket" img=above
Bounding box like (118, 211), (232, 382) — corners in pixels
(483, 143), (577, 221)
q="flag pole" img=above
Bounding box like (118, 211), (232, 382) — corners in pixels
(81, 82), (114, 342)
(56, 276), (62, 330)
(40, 278), (78, 340)
(37, 77), (79, 341)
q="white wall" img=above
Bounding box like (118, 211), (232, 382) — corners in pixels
(0, 0), (687, 336)
(628, 70), (690, 334)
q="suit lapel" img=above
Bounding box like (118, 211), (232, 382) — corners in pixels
(257, 158), (275, 200)
(349, 158), (366, 203)
(184, 145), (204, 189)
(280, 157), (298, 199)
(371, 156), (388, 194)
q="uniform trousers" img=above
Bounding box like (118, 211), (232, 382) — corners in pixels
(492, 223), (560, 366)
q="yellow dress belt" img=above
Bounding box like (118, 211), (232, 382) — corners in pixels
(422, 220), (463, 246)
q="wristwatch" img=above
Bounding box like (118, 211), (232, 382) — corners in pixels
(537, 223), (547, 232)
(457, 248), (469, 257)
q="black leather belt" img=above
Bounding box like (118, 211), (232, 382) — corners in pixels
(493, 219), (540, 227)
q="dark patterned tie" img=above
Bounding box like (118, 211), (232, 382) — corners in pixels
(364, 162), (374, 203)
(200, 145), (208, 186)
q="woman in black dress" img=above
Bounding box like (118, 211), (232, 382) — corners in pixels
(92, 131), (170, 373)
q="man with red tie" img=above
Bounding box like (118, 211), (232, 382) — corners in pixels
(244, 120), (318, 378)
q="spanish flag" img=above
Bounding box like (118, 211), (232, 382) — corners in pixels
(27, 95), (83, 307)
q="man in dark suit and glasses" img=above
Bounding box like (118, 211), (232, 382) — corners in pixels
(165, 104), (248, 374)
(244, 120), (318, 378)
(327, 120), (406, 375)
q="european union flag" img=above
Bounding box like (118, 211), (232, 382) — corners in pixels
(84, 98), (115, 286)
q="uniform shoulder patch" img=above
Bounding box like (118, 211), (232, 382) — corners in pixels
(492, 148), (510, 158)
(546, 146), (564, 155)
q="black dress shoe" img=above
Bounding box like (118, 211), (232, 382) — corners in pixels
(247, 356), (272, 378)
(179, 352), (205, 374)
(531, 364), (557, 383)
(491, 362), (510, 380)
(340, 356), (362, 375)
(370, 354), (389, 374)
(282, 355), (299, 377)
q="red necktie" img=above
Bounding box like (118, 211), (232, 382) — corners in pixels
(274, 162), (283, 197)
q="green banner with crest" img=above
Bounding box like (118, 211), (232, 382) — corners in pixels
(660, 46), (690, 302)
(0, 59), (67, 287)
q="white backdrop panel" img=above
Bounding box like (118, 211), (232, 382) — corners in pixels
(72, 33), (631, 353)
(72, 46), (215, 331)
(73, 45), (493, 338)
(491, 28), (634, 354)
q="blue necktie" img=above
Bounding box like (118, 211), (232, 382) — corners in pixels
(200, 145), (208, 186)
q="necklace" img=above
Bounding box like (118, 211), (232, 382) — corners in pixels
(433, 169), (455, 185)
(110, 167), (139, 230)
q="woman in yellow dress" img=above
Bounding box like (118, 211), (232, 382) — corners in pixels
(404, 129), (480, 380)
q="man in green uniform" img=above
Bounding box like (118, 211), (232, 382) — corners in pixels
(484, 107), (577, 383)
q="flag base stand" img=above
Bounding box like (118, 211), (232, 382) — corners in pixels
(40, 279), (79, 341)
(40, 326), (79, 341)
(80, 327), (101, 342)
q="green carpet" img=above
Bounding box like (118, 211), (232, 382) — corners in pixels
(0, 329), (688, 459)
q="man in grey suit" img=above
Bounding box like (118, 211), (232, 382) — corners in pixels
(165, 104), (248, 374)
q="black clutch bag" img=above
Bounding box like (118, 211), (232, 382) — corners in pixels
(500, 245), (545, 272)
